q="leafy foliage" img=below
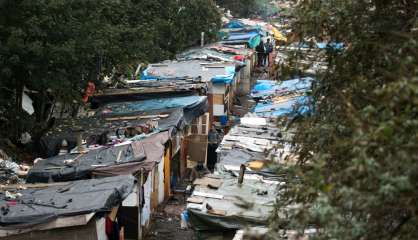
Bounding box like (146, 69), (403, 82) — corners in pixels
(0, 0), (220, 141)
(271, 1), (418, 239)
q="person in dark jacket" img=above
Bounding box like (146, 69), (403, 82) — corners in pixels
(256, 40), (266, 67)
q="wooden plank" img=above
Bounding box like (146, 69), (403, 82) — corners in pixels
(207, 209), (227, 216)
(0, 213), (95, 237)
(193, 191), (223, 199)
(164, 145), (171, 201)
(193, 177), (223, 189)
(179, 136), (188, 178)
(108, 206), (119, 221)
(186, 196), (204, 204)
(106, 114), (169, 121)
(0, 182), (71, 191)
(213, 94), (224, 105)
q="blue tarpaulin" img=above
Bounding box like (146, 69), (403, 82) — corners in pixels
(224, 20), (246, 29)
(248, 35), (261, 49)
(253, 96), (311, 118)
(140, 68), (158, 80)
(211, 74), (234, 84)
(226, 31), (260, 41)
(211, 66), (236, 84)
(100, 96), (207, 115)
(251, 78), (313, 98)
(316, 42), (344, 50)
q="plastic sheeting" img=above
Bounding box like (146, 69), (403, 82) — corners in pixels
(226, 32), (260, 41)
(316, 42), (344, 50)
(251, 77), (313, 99)
(222, 34), (261, 49)
(217, 148), (265, 167)
(208, 43), (254, 57)
(0, 175), (135, 228)
(188, 176), (278, 231)
(253, 96), (311, 118)
(272, 27), (287, 42)
(100, 96), (206, 116)
(248, 35), (261, 49)
(176, 48), (246, 64)
(141, 60), (237, 83)
(211, 66), (236, 84)
(28, 132), (169, 183)
(27, 143), (140, 183)
(93, 132), (168, 176)
(224, 20), (245, 29)
(39, 96), (208, 157)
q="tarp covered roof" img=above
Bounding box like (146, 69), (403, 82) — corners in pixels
(28, 131), (169, 183)
(100, 96), (206, 116)
(188, 175), (279, 231)
(250, 78), (313, 118)
(223, 20), (246, 29)
(253, 96), (311, 118)
(251, 77), (313, 99)
(93, 76), (208, 105)
(176, 48), (245, 64)
(141, 60), (237, 83)
(0, 175), (135, 228)
(40, 96), (207, 157)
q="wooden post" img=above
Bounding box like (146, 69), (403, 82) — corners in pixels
(180, 137), (188, 179)
(138, 168), (144, 240)
(201, 32), (205, 47)
(238, 164), (246, 185)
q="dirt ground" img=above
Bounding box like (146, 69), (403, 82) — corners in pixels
(145, 196), (195, 240)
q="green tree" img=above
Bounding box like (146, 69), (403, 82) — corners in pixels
(271, 1), (418, 239)
(0, 0), (220, 143)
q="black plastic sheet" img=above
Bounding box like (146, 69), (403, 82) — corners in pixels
(0, 175), (135, 228)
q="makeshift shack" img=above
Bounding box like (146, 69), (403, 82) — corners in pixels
(187, 116), (293, 237)
(176, 43), (256, 95)
(31, 94), (211, 238)
(141, 60), (240, 128)
(0, 175), (135, 240)
(93, 76), (207, 106)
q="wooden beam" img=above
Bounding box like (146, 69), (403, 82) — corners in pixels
(106, 114), (169, 121)
(0, 213), (95, 237)
(0, 182), (71, 191)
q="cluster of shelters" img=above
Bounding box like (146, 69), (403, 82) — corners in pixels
(184, 7), (327, 238)
(0, 3), (329, 239)
(185, 78), (314, 238)
(1, 92), (210, 239)
(0, 12), (282, 240)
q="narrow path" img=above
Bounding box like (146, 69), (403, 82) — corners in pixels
(145, 66), (270, 240)
(145, 197), (195, 240)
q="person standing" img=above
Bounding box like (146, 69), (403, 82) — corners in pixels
(256, 40), (266, 67)
(265, 38), (274, 67)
